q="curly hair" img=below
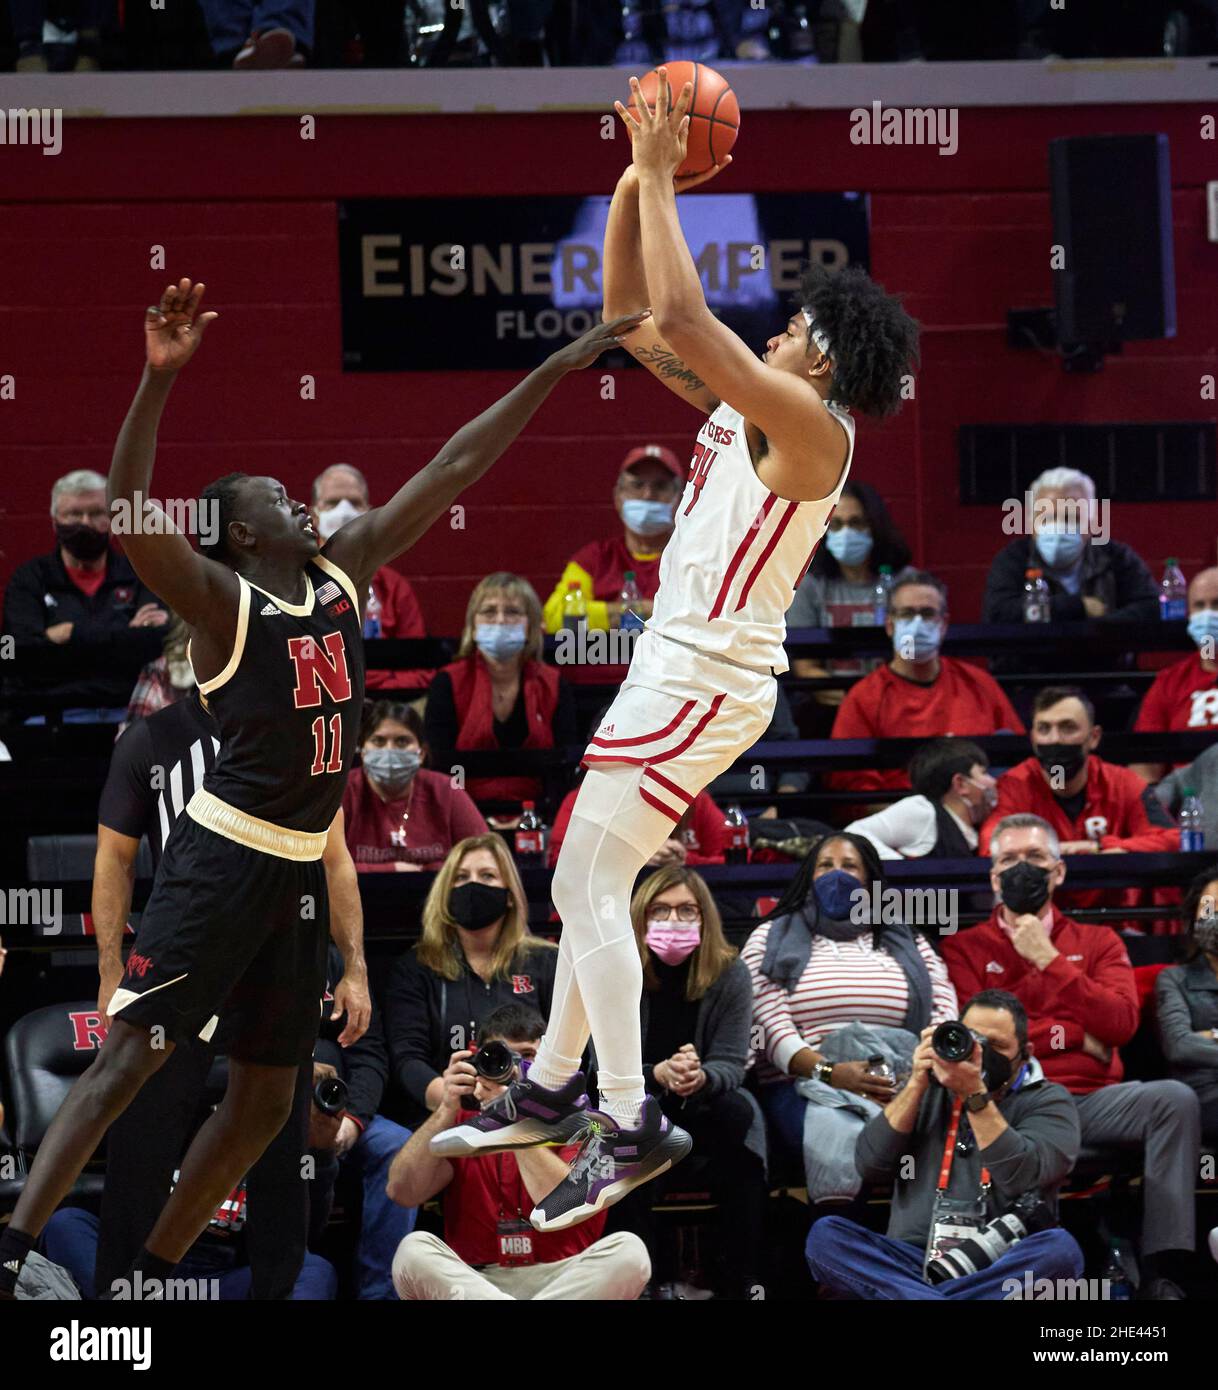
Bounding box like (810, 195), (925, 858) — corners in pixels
(797, 263), (920, 419)
(198, 472), (251, 564)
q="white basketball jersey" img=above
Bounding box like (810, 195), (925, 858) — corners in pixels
(648, 400), (854, 674)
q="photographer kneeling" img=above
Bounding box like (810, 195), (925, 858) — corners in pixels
(387, 1004), (650, 1300)
(806, 990), (1084, 1299)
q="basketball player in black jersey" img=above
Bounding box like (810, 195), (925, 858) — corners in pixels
(0, 279), (649, 1300)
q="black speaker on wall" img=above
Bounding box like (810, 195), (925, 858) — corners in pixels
(1048, 133), (1176, 345)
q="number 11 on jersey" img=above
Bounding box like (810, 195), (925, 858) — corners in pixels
(310, 713), (343, 775)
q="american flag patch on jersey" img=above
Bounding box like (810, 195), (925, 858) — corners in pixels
(315, 580), (342, 606)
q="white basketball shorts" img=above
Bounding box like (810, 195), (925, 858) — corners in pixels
(573, 628), (778, 855)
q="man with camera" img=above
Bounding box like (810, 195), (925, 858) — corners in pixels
(805, 989), (1084, 1299)
(944, 812), (1203, 1298)
(387, 1003), (650, 1299)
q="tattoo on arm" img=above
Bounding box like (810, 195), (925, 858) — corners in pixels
(634, 343), (709, 395)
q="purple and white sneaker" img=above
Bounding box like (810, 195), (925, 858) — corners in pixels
(529, 1097), (692, 1232)
(429, 1071), (590, 1157)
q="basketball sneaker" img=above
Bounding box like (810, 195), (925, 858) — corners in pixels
(429, 1071), (590, 1157)
(529, 1097), (692, 1232)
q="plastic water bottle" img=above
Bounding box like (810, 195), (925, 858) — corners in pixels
(1099, 1238), (1135, 1300)
(1022, 568), (1051, 623)
(561, 581), (587, 635)
(1159, 558), (1187, 621)
(724, 804), (750, 864)
(865, 1055), (895, 1086)
(1180, 787), (1205, 852)
(872, 565), (894, 625)
(620, 570), (645, 632)
(363, 585), (382, 639)
(514, 801), (547, 867)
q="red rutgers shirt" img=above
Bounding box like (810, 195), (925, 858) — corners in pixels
(979, 755), (1179, 855)
(1134, 651), (1218, 732)
(831, 658), (1025, 793)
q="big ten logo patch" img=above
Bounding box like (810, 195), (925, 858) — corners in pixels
(511, 975), (534, 995)
(68, 1011), (109, 1051)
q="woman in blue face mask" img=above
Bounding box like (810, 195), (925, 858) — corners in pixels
(786, 482), (912, 732)
(741, 832), (959, 1203)
(424, 573), (578, 821)
(342, 699), (489, 874)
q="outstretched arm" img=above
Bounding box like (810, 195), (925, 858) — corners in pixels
(617, 74), (846, 499)
(604, 167), (722, 415)
(324, 311), (651, 590)
(108, 279), (238, 635)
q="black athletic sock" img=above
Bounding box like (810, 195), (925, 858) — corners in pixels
(0, 1227), (38, 1298)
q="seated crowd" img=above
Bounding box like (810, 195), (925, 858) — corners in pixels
(2, 460), (1217, 1301)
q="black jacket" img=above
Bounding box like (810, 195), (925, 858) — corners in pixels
(314, 945), (391, 1129)
(982, 536), (1158, 672)
(384, 940), (558, 1126)
(2, 548), (165, 707)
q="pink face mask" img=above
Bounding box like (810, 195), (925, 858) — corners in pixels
(645, 922), (701, 966)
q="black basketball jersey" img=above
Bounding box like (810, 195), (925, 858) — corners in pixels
(196, 557), (365, 833)
(99, 692), (221, 865)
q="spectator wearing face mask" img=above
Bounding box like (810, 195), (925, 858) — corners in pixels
(943, 814), (1201, 1298)
(982, 467), (1157, 671)
(981, 686), (1178, 860)
(741, 833), (958, 1197)
(1131, 567), (1218, 784)
(830, 569), (1024, 794)
(786, 480), (912, 734)
(425, 573), (576, 813)
(342, 699), (487, 873)
(2, 468), (169, 720)
(542, 443), (681, 636)
(603, 867), (767, 1299)
(388, 1002), (649, 1300)
(1157, 869), (1218, 1146)
(311, 465), (429, 692)
(846, 738), (997, 860)
(383, 835), (558, 1129)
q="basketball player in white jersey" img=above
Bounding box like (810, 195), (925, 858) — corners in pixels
(434, 72), (920, 1230)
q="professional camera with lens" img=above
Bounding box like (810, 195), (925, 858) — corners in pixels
(926, 1191), (1055, 1284)
(931, 1020), (1015, 1092)
(313, 1073), (349, 1117)
(472, 1039), (519, 1086)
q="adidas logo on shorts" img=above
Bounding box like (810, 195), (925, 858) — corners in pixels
(260, 602), (280, 616)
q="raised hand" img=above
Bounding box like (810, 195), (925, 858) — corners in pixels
(548, 309), (653, 371)
(145, 277), (218, 374)
(614, 69), (693, 181)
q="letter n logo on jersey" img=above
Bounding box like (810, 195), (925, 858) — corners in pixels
(288, 632), (353, 709)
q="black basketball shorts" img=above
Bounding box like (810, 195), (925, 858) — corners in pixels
(108, 816), (329, 1067)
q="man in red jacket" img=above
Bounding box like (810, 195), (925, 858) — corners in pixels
(979, 684), (1179, 923)
(943, 813), (1201, 1298)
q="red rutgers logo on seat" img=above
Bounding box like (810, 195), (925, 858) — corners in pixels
(68, 1011), (109, 1051)
(288, 632), (353, 708)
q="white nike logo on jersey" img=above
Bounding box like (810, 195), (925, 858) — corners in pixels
(260, 602), (280, 616)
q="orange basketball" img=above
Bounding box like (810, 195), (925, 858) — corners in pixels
(632, 61), (740, 179)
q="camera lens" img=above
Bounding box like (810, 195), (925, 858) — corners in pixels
(313, 1074), (349, 1116)
(473, 1039), (515, 1085)
(931, 1020), (974, 1063)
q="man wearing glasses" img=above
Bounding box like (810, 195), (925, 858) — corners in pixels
(831, 568), (1024, 795)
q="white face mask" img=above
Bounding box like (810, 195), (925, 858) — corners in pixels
(317, 498), (365, 539)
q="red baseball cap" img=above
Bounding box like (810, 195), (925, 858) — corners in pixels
(620, 443), (683, 479)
